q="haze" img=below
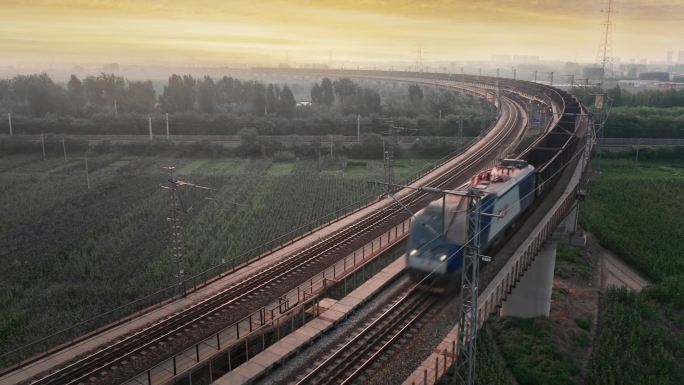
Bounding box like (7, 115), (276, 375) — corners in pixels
(1, 0), (682, 70)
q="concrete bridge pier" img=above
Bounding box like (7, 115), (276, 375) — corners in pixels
(501, 241), (557, 318)
(555, 202), (587, 247)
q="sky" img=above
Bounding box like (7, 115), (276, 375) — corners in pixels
(0, 0), (682, 69)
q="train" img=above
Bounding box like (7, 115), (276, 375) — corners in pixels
(404, 76), (585, 289)
(406, 159), (537, 287)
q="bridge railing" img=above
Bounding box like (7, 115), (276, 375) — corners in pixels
(128, 217), (413, 385)
(407, 134), (592, 385)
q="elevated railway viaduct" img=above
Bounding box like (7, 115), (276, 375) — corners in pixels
(0, 70), (592, 385)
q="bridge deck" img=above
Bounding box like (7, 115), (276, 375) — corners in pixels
(0, 78), (521, 385)
(402, 133), (584, 385)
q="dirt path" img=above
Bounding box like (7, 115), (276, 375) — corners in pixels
(598, 245), (651, 292)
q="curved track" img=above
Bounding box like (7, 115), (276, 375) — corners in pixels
(293, 287), (441, 385)
(7, 73), (548, 385)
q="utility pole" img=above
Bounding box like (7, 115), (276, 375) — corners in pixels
(330, 135), (334, 159)
(357, 114), (361, 142)
(416, 42), (423, 72)
(569, 74), (575, 88)
(41, 133), (46, 160)
(7, 112), (12, 136)
(166, 113), (170, 139)
(61, 136), (67, 161)
(635, 138), (640, 162)
(85, 157), (90, 189)
(533, 70), (538, 83)
(164, 166), (185, 296)
(114, 99), (118, 117)
(549, 72), (554, 86)
(512, 68), (517, 80)
(495, 68), (500, 78)
(382, 121), (417, 193)
(161, 167), (213, 296)
(148, 115), (153, 141)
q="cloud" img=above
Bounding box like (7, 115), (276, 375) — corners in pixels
(0, 0), (681, 66)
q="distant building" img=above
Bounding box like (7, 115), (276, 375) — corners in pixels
(667, 51), (673, 64)
(679, 51), (684, 64)
(103, 63), (120, 73)
(638, 72), (670, 82)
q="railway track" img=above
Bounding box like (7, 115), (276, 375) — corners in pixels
(21, 81), (527, 385)
(293, 286), (442, 385)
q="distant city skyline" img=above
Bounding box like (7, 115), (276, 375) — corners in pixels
(1, 1), (682, 71)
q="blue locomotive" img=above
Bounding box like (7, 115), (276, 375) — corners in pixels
(406, 159), (536, 287)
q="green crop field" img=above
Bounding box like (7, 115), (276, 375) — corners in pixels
(0, 152), (442, 367)
(582, 158), (684, 385)
(490, 317), (580, 385)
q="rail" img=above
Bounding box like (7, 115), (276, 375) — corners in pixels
(1, 70), (555, 385)
(409, 133), (592, 385)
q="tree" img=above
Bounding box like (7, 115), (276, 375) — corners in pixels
(12, 73), (65, 117)
(237, 127), (260, 156)
(279, 85), (296, 118)
(163, 74), (195, 112)
(311, 83), (323, 105)
(67, 75), (85, 114)
(321, 78), (335, 108)
(265, 84), (278, 115)
(197, 76), (216, 113)
(408, 84), (423, 108)
(126, 81), (155, 113)
(250, 84), (266, 115)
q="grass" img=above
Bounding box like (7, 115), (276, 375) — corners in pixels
(581, 157), (684, 385)
(491, 317), (580, 385)
(555, 244), (591, 279)
(475, 325), (517, 385)
(0, 153), (382, 368)
(574, 316), (592, 331)
(582, 159), (684, 283)
(267, 161), (294, 175)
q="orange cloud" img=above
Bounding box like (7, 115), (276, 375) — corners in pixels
(0, 0), (681, 67)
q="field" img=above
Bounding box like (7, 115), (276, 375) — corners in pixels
(582, 158), (684, 385)
(475, 326), (516, 385)
(489, 317), (579, 385)
(0, 152), (439, 367)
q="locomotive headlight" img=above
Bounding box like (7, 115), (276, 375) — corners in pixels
(409, 249), (419, 257)
(439, 254), (448, 262)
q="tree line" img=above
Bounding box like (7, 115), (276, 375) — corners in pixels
(0, 73), (494, 138)
(310, 77), (381, 115)
(574, 85), (684, 109)
(572, 86), (684, 138)
(0, 73), (298, 118)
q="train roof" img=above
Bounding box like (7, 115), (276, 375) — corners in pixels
(471, 159), (535, 198)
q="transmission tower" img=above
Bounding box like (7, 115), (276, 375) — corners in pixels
(382, 121), (417, 194)
(161, 166), (213, 296)
(454, 188), (484, 385)
(597, 0), (615, 86)
(416, 43), (424, 72)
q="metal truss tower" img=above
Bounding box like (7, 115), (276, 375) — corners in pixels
(455, 188), (485, 385)
(597, 0), (615, 85)
(161, 166), (213, 296)
(416, 43), (424, 72)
